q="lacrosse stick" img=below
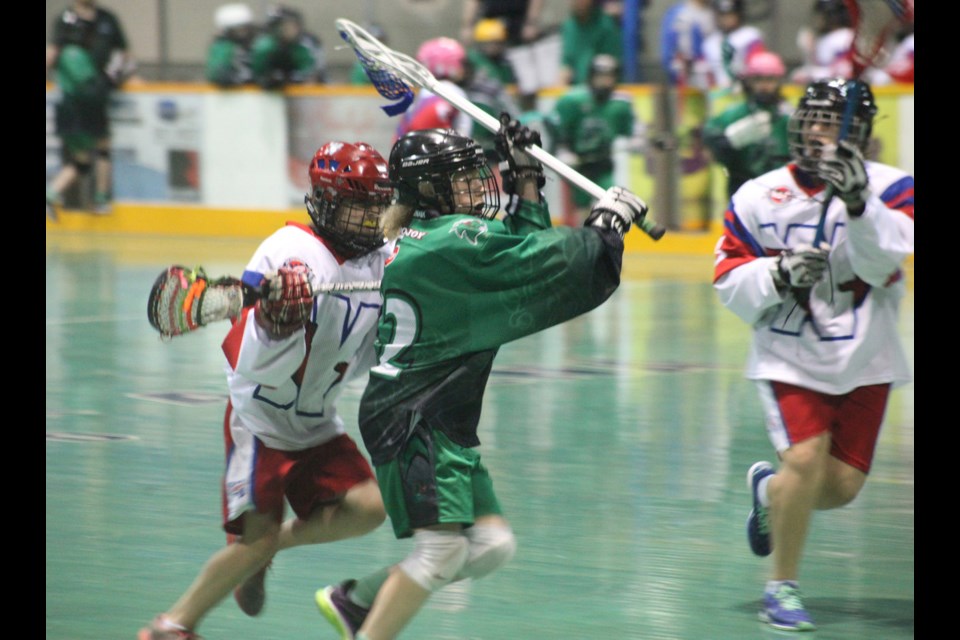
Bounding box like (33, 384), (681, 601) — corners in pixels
(812, 0), (914, 246)
(336, 18), (667, 241)
(147, 265), (380, 340)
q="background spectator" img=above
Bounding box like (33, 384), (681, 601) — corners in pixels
(251, 4), (327, 89)
(45, 0), (136, 219)
(703, 50), (792, 199)
(206, 2), (257, 88)
(558, 0), (624, 87)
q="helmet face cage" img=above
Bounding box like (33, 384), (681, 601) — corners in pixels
(787, 80), (877, 172)
(391, 129), (500, 219)
(305, 142), (393, 256)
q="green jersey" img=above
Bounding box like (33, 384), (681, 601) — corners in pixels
(703, 100), (793, 198)
(206, 37), (253, 87)
(358, 199), (623, 465)
(250, 32), (325, 88)
(546, 86), (635, 174)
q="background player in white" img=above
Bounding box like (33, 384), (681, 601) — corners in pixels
(138, 141), (394, 640)
(713, 78), (913, 631)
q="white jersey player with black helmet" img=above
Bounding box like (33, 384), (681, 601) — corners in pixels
(139, 141), (395, 640)
(713, 78), (913, 631)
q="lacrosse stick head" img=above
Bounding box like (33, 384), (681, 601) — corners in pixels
(305, 141), (393, 257)
(147, 265), (243, 339)
(389, 128), (500, 219)
(788, 77), (877, 172)
(336, 18), (420, 116)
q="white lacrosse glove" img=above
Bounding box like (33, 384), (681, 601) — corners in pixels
(771, 243), (831, 290)
(817, 140), (869, 215)
(724, 110), (772, 149)
(255, 262), (315, 339)
(585, 186), (649, 239)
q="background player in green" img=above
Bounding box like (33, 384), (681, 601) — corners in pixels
(703, 50), (793, 200)
(315, 118), (648, 640)
(46, 0), (135, 218)
(545, 54), (645, 225)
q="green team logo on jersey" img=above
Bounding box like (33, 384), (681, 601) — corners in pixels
(449, 219), (488, 245)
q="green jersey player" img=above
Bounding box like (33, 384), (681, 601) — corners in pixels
(315, 118), (648, 640)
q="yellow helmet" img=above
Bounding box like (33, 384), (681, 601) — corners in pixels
(473, 18), (507, 43)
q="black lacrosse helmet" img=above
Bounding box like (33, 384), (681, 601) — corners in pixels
(389, 129), (500, 219)
(787, 78), (877, 172)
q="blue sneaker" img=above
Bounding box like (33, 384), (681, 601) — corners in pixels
(746, 461), (775, 556)
(760, 582), (817, 631)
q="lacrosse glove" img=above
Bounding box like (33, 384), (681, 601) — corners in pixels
(255, 262), (315, 339)
(817, 140), (869, 216)
(585, 186), (649, 239)
(496, 112), (545, 198)
(771, 243), (831, 291)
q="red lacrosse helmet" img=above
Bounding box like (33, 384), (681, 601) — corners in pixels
(305, 141), (393, 257)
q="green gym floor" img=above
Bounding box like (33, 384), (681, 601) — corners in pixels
(46, 233), (914, 640)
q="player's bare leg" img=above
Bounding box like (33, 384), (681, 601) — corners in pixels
(767, 433), (830, 580)
(164, 509), (280, 629)
(816, 457), (867, 510)
(278, 479), (385, 548)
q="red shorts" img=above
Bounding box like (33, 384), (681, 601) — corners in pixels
(762, 381), (891, 474)
(222, 409), (375, 536)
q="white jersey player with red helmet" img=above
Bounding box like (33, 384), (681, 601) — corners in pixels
(713, 78), (913, 632)
(139, 141), (395, 640)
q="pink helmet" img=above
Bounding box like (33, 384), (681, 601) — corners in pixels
(416, 37), (466, 80)
(743, 51), (786, 78)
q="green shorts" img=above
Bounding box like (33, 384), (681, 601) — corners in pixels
(376, 427), (503, 539)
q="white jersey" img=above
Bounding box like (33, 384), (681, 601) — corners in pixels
(713, 162), (914, 394)
(702, 25), (766, 90)
(222, 222), (391, 451)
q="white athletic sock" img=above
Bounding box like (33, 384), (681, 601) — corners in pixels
(758, 475), (772, 508)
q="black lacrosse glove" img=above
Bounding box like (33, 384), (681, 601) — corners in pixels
(496, 112), (546, 198)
